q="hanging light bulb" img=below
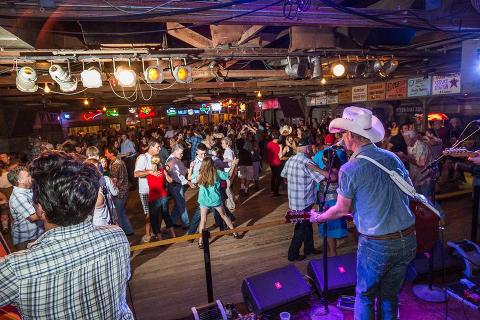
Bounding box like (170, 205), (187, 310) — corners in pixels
(257, 91), (262, 98)
(102, 106), (107, 112)
(44, 83), (51, 93)
(84, 98), (89, 106)
(114, 65), (137, 87)
(16, 66), (38, 92)
(320, 78), (327, 85)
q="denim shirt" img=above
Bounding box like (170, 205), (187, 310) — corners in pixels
(338, 143), (415, 236)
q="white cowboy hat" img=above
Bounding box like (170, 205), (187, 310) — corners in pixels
(329, 106), (385, 143)
(280, 125), (292, 135)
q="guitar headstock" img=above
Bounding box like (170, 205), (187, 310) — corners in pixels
(285, 209), (320, 223)
(443, 148), (477, 158)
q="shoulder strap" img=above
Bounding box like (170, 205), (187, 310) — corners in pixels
(356, 155), (416, 196)
(356, 154), (442, 218)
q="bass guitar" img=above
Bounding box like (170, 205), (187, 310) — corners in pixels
(443, 147), (478, 158)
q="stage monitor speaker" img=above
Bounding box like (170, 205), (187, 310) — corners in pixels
(241, 264), (311, 315)
(308, 252), (357, 294)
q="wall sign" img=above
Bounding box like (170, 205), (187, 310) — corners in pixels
(352, 85), (368, 102)
(166, 107), (177, 116)
(210, 103), (223, 112)
(385, 79), (407, 99)
(261, 98), (280, 110)
(200, 104), (210, 114)
(105, 109), (119, 117)
(308, 92), (327, 106)
(368, 83), (386, 101)
(327, 90), (338, 105)
(407, 76), (431, 97)
(432, 73), (461, 95)
(338, 87), (352, 104)
(83, 110), (103, 121)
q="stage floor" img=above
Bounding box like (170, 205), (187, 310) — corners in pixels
(127, 173), (479, 320)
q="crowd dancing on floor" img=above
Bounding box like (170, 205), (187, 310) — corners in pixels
(0, 115), (477, 251)
(1, 109), (480, 319)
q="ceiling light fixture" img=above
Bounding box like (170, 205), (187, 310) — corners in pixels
(49, 63), (78, 92)
(378, 58), (398, 78)
(172, 59), (193, 84)
(113, 59), (137, 87)
(16, 66), (38, 92)
(81, 66), (102, 88)
(143, 58), (163, 84)
(285, 56), (308, 79)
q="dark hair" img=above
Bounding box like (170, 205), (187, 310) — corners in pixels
(196, 143), (207, 152)
(104, 145), (118, 156)
(271, 131), (280, 140)
(32, 156), (100, 227)
(147, 139), (160, 150)
(7, 165), (28, 187)
(29, 151), (76, 182)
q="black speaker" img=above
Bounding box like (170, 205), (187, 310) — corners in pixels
(241, 264), (311, 315)
(307, 252), (357, 294)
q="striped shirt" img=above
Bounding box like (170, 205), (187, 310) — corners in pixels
(281, 153), (325, 210)
(0, 219), (133, 319)
(8, 186), (43, 245)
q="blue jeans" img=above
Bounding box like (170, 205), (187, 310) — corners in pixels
(355, 232), (416, 320)
(112, 196), (134, 235)
(167, 183), (190, 227)
(149, 197), (173, 235)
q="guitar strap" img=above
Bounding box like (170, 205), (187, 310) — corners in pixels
(356, 155), (442, 218)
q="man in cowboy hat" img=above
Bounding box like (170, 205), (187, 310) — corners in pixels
(309, 106), (416, 319)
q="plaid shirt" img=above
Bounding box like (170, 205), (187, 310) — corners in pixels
(110, 158), (129, 199)
(187, 135), (203, 159)
(8, 187), (44, 245)
(0, 219), (133, 319)
(281, 153), (325, 210)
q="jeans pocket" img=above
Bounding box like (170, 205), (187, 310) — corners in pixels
(366, 246), (389, 271)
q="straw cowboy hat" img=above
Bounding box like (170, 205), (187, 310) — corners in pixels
(280, 125), (292, 135)
(329, 106), (385, 143)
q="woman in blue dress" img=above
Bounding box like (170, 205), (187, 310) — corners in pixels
(313, 146), (347, 256)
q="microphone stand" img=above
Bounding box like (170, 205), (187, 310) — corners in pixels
(310, 147), (343, 320)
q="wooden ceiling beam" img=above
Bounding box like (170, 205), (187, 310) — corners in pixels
(237, 25), (266, 46)
(166, 22), (213, 48)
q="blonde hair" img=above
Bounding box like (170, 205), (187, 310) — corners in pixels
(197, 157), (217, 187)
(151, 154), (162, 171)
(221, 137), (232, 147)
(86, 146), (100, 159)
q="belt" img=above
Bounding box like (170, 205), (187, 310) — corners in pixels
(361, 224), (415, 241)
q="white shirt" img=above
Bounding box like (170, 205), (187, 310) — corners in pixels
(223, 147), (234, 172)
(135, 153), (152, 194)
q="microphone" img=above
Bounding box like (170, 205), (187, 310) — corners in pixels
(330, 139), (344, 149)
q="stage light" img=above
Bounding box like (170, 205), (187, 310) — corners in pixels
(44, 83), (51, 93)
(172, 65), (192, 83)
(379, 59), (398, 78)
(81, 67), (102, 88)
(347, 62), (367, 78)
(285, 56), (307, 79)
(16, 66), (38, 92)
(144, 65), (163, 83)
(332, 62), (346, 77)
(49, 64), (78, 92)
(311, 57), (323, 79)
(320, 78), (327, 85)
(114, 65), (137, 87)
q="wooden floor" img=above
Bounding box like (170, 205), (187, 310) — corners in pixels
(127, 172), (478, 320)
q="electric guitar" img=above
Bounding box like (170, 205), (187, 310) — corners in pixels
(443, 148), (478, 158)
(285, 209), (320, 223)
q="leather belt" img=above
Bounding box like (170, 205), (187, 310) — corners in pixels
(361, 224), (415, 241)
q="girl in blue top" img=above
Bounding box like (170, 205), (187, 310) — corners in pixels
(192, 157), (239, 248)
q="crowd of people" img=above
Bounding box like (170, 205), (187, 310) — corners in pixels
(0, 114), (477, 252)
(0, 109), (479, 319)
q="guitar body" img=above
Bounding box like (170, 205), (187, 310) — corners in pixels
(410, 200), (439, 253)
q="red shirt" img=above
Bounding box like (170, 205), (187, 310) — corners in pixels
(146, 168), (168, 202)
(266, 140), (281, 167)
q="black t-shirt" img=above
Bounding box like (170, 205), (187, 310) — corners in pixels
(389, 134), (407, 154)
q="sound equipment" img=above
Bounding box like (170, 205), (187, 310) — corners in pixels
(307, 252), (357, 294)
(241, 265), (311, 315)
(191, 300), (227, 320)
(447, 276), (480, 310)
(406, 242), (462, 281)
